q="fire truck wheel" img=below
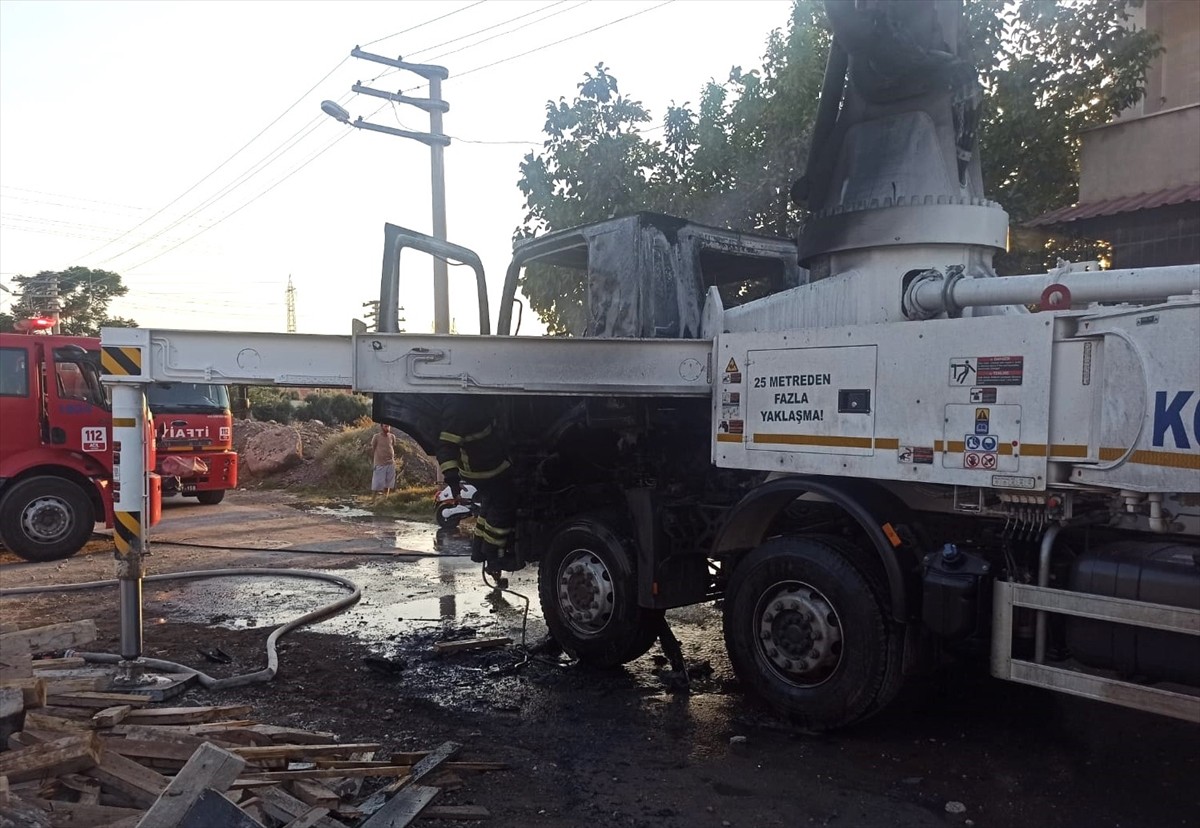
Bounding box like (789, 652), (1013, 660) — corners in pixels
(196, 490), (226, 505)
(723, 536), (902, 731)
(0, 476), (95, 562)
(539, 515), (663, 667)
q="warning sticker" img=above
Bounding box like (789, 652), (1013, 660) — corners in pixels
(717, 419), (744, 435)
(978, 356), (1023, 385)
(898, 445), (934, 465)
(964, 451), (998, 470)
(725, 358), (739, 374)
(950, 356), (1024, 387)
(970, 387), (997, 404)
(722, 371), (742, 385)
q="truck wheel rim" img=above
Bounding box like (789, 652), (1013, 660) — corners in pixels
(22, 496), (72, 543)
(557, 548), (615, 636)
(754, 580), (843, 688)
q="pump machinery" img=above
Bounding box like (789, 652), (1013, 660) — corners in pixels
(100, 0), (1198, 729)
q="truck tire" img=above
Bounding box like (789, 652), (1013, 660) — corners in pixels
(538, 515), (663, 667)
(0, 476), (95, 563)
(196, 489), (226, 505)
(722, 536), (903, 731)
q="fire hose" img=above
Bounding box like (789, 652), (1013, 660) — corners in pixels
(0, 568), (361, 690)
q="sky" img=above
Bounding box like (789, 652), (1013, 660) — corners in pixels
(0, 0), (795, 337)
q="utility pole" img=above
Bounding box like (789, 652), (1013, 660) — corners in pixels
(324, 49), (451, 333)
(286, 275), (297, 333)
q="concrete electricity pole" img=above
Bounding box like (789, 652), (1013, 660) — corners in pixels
(324, 49), (451, 333)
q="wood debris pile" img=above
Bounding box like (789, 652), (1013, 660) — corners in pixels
(1, 619), (499, 827)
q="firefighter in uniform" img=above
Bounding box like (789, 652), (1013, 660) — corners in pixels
(435, 396), (516, 573)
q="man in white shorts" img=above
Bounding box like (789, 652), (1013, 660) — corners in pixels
(369, 422), (397, 497)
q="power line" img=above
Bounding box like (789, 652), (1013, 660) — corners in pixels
(96, 115), (337, 265)
(120, 128), (356, 273)
(406, 1), (574, 60)
(98, 1), (677, 270)
(80, 55), (353, 262)
(453, 1), (678, 83)
(361, 0), (488, 48)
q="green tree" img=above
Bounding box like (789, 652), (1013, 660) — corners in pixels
(4, 266), (137, 335)
(516, 63), (672, 334)
(515, 0), (1159, 324)
(965, 0), (1159, 273)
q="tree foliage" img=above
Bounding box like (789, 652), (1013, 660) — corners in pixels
(3, 266), (137, 336)
(515, 0), (1159, 324)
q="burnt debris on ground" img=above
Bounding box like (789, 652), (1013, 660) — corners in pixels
(0, 618), (502, 827)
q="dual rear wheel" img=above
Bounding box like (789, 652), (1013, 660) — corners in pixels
(535, 517), (903, 729)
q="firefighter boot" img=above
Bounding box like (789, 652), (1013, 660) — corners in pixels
(470, 535), (489, 564)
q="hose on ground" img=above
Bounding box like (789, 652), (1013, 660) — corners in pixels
(89, 533), (474, 558)
(0, 568), (361, 690)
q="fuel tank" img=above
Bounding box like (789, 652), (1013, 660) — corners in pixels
(1066, 541), (1200, 686)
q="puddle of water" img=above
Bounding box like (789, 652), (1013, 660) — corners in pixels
(150, 522), (544, 644)
(307, 505), (376, 519)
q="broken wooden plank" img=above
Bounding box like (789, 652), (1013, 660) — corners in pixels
(282, 805), (336, 828)
(424, 772), (465, 792)
(361, 784), (440, 828)
(0, 732), (102, 783)
(288, 778), (340, 809)
(235, 765), (413, 784)
(432, 637), (512, 654)
(0, 620), (97, 655)
(0, 677), (46, 708)
(176, 788), (267, 828)
(418, 805), (491, 821)
(43, 676), (108, 695)
(93, 705), (133, 728)
(31, 656), (88, 670)
(242, 724), (336, 745)
(0, 686), (23, 718)
(110, 720), (258, 738)
(231, 742), (381, 762)
(101, 734), (212, 763)
(85, 750), (169, 808)
(30, 799), (144, 823)
(332, 749), (375, 799)
(59, 772), (102, 805)
(41, 704), (102, 720)
(252, 786), (345, 828)
(123, 705), (253, 725)
(24, 711), (92, 732)
(47, 691), (151, 710)
(358, 741), (461, 818)
(136, 742), (246, 828)
(0, 640), (34, 680)
(443, 763), (507, 773)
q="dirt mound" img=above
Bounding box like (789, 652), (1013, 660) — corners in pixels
(234, 419), (437, 490)
(233, 419), (339, 462)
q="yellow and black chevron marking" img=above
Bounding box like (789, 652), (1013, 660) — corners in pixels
(101, 346), (142, 376)
(113, 511), (141, 555)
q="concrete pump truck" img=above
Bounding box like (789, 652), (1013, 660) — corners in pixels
(101, 0), (1198, 729)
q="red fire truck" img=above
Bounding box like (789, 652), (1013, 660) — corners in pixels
(0, 331), (162, 561)
(146, 381), (238, 505)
